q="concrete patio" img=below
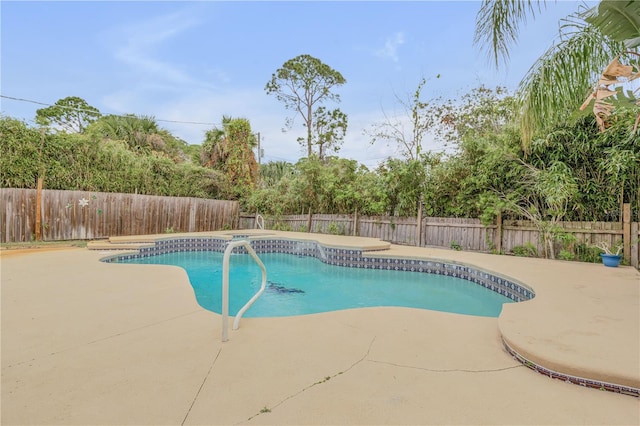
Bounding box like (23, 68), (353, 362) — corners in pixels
(1, 231), (639, 425)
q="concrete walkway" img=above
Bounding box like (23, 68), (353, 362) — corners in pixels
(1, 232), (639, 425)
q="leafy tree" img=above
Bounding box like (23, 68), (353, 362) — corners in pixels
(182, 143), (202, 164)
(312, 107), (347, 160)
(366, 77), (438, 160)
(433, 85), (516, 148)
(248, 157), (386, 217)
(291, 155), (324, 213)
(311, 157), (375, 214)
(265, 54), (347, 157)
(502, 160), (579, 259)
(430, 132), (523, 219)
(35, 96), (101, 133)
(0, 117), (43, 187)
(1, 115), (223, 197)
(364, 76), (441, 228)
(245, 171), (297, 216)
(427, 85), (525, 219)
(376, 155), (435, 217)
(351, 166), (388, 216)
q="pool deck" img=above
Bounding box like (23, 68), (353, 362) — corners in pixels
(1, 230), (639, 425)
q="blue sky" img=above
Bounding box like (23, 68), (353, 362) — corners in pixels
(2, 1), (590, 168)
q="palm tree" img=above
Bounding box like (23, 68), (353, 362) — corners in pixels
(200, 116), (259, 199)
(200, 116), (259, 166)
(474, 0), (639, 146)
(89, 114), (164, 151)
(259, 161), (295, 188)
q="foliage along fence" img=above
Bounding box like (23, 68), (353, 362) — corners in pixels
(1, 188), (239, 243)
(239, 212), (640, 268)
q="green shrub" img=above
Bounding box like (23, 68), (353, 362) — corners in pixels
(512, 242), (537, 257)
(272, 222), (292, 231)
(327, 222), (344, 235)
(558, 250), (575, 261)
(450, 241), (462, 251)
(574, 243), (604, 263)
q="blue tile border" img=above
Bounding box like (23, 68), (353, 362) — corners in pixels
(102, 236), (534, 303)
(503, 338), (639, 397)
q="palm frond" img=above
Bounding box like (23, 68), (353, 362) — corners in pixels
(518, 15), (627, 145)
(474, 0), (545, 68)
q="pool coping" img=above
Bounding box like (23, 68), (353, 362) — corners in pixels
(93, 230), (640, 397)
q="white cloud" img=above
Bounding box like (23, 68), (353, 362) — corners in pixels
(374, 32), (406, 63)
(105, 7), (216, 91)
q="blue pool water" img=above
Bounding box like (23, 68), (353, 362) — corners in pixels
(118, 251), (513, 317)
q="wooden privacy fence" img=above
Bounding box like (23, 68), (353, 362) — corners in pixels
(240, 209), (640, 268)
(1, 188), (239, 242)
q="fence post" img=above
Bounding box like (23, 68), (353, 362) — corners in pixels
(353, 208), (358, 236)
(494, 211), (503, 253)
(417, 201), (423, 247)
(307, 207), (312, 233)
(631, 222), (638, 269)
(623, 203), (630, 264)
(35, 177), (43, 241)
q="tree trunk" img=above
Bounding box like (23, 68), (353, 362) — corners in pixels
(545, 233), (555, 259)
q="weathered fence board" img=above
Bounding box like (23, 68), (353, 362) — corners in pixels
(238, 212), (639, 267)
(422, 217), (492, 251)
(1, 189), (239, 242)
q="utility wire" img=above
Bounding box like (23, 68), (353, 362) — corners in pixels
(0, 94), (221, 127)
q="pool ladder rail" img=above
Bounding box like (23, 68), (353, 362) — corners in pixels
(221, 239), (267, 342)
(255, 213), (265, 230)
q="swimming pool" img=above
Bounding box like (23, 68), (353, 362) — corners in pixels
(116, 249), (515, 318)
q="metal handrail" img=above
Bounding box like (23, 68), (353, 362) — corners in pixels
(221, 240), (267, 342)
(255, 213), (264, 230)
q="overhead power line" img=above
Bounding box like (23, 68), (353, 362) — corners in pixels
(0, 94), (221, 127)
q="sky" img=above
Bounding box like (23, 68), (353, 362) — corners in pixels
(1, 0), (591, 168)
